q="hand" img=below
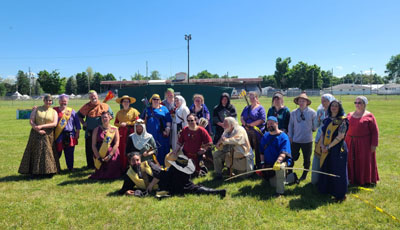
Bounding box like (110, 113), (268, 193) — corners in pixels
(75, 132), (80, 140)
(125, 190), (135, 196)
(32, 106), (38, 110)
(120, 122), (127, 127)
(146, 184), (153, 193)
(103, 154), (112, 162)
(322, 146), (329, 154)
(371, 146), (377, 153)
(221, 137), (227, 142)
(39, 130), (46, 135)
(197, 148), (206, 155)
(273, 161), (281, 171)
(163, 129), (170, 137)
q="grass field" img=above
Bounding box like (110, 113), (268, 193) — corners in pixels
(1, 95), (399, 229)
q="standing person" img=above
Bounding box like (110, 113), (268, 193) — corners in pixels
(189, 94), (212, 135)
(311, 93), (335, 184)
(54, 94), (81, 171)
(288, 92), (317, 181)
(171, 114), (212, 175)
(213, 92), (237, 144)
(126, 119), (158, 162)
(89, 111), (123, 179)
(213, 117), (253, 179)
(144, 94), (172, 166)
(345, 96), (379, 186)
(267, 92), (290, 133)
(161, 88), (175, 115)
(114, 95), (140, 170)
(259, 116), (292, 196)
(172, 95), (190, 150)
(317, 100), (349, 202)
(77, 90), (113, 169)
(240, 91), (266, 169)
(18, 94), (60, 176)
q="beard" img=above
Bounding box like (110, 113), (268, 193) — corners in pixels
(267, 126), (276, 132)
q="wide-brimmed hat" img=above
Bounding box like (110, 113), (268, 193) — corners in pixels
(149, 94), (161, 104)
(167, 154), (195, 175)
(294, 92), (311, 105)
(116, 95), (136, 104)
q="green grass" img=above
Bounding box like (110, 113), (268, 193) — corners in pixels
(1, 95), (399, 229)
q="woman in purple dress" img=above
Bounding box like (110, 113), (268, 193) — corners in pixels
(240, 91), (266, 168)
(89, 111), (123, 179)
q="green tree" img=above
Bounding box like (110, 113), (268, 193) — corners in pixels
(0, 82), (6, 96)
(16, 70), (30, 95)
(37, 70), (63, 94)
(33, 80), (43, 95)
(92, 72), (103, 93)
(150, 70), (161, 80)
(86, 67), (93, 90)
(385, 54), (400, 81)
(131, 73), (146, 80)
(65, 76), (77, 94)
(288, 62), (321, 90)
(259, 75), (276, 87)
(192, 70), (219, 79)
(103, 73), (116, 81)
(274, 57), (291, 89)
(76, 72), (88, 94)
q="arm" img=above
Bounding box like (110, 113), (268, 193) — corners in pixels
(73, 111), (81, 139)
(146, 177), (160, 193)
(369, 114), (379, 152)
(311, 110), (318, 132)
(30, 108), (39, 132)
(248, 106), (266, 127)
(77, 111), (86, 129)
(326, 122), (347, 150)
(288, 113), (294, 143)
(114, 113), (121, 127)
(92, 127), (100, 159)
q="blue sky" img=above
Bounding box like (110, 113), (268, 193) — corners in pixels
(1, 0), (399, 80)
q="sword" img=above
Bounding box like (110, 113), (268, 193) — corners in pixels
(225, 167), (339, 181)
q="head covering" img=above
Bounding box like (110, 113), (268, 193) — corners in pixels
(167, 155), (195, 175)
(294, 92), (311, 105)
(175, 95), (189, 123)
(116, 95), (136, 104)
(356, 96), (368, 105)
(149, 94), (161, 104)
(267, 116), (278, 123)
(272, 91), (283, 101)
(59, 94), (69, 100)
(219, 92), (231, 107)
(130, 119), (153, 150)
(317, 93), (336, 111)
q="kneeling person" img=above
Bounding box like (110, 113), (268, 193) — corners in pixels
(213, 117), (254, 179)
(119, 152), (226, 198)
(260, 116), (292, 196)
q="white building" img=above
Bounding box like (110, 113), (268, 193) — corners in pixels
(378, 83), (400, 95)
(323, 84), (372, 95)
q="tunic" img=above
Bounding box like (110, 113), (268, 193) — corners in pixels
(345, 113), (379, 185)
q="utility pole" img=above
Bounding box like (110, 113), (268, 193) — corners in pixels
(185, 34), (192, 84)
(146, 61), (148, 78)
(29, 67), (32, 96)
(312, 69), (315, 91)
(370, 67), (373, 94)
(119, 76), (122, 89)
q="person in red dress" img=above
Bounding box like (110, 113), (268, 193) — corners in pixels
(345, 96), (379, 185)
(171, 113), (212, 174)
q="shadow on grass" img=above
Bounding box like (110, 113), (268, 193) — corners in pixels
(287, 183), (333, 210)
(197, 173), (261, 189)
(0, 174), (53, 182)
(57, 177), (119, 186)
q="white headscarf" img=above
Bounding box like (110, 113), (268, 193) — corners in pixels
(130, 119), (153, 150)
(317, 94), (336, 111)
(175, 95), (189, 123)
(356, 96), (368, 105)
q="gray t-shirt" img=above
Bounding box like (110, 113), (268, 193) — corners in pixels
(288, 107), (317, 143)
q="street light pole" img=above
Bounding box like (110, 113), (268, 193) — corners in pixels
(312, 69), (314, 91)
(185, 34), (191, 84)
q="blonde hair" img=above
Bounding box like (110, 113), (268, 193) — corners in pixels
(193, 94), (204, 104)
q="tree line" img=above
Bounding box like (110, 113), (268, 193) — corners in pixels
(1, 54), (399, 96)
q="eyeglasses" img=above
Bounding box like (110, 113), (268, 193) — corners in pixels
(152, 98), (160, 101)
(354, 102), (363, 105)
(187, 119), (195, 122)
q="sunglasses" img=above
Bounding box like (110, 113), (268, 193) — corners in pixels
(152, 98), (160, 101)
(354, 102), (363, 105)
(187, 119), (195, 122)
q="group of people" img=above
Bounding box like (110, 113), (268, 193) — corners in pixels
(18, 89), (379, 201)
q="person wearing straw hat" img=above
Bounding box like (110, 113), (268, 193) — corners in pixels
(77, 90), (113, 169)
(288, 92), (317, 181)
(119, 152), (226, 198)
(144, 94), (172, 166)
(114, 95), (140, 170)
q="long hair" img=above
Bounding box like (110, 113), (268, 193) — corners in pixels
(327, 100), (345, 118)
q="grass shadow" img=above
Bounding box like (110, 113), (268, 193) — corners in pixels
(57, 177), (119, 186)
(106, 190), (121, 197)
(287, 183), (334, 210)
(0, 174), (52, 182)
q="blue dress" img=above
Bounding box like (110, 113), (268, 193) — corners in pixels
(318, 117), (349, 200)
(145, 106), (172, 166)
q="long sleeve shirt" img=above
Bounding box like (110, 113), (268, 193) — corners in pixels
(288, 107), (317, 143)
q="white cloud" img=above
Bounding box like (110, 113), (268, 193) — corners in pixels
(363, 70), (376, 75)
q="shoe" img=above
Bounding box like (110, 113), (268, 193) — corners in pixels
(219, 189), (227, 198)
(274, 193), (284, 197)
(299, 171), (308, 181)
(334, 195), (346, 203)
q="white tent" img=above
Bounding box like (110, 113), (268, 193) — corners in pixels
(11, 91), (22, 100)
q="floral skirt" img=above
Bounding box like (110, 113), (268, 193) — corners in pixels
(18, 128), (60, 175)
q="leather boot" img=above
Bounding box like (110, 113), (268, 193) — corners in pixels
(299, 171), (308, 181)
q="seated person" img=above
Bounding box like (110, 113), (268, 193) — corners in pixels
(119, 152), (226, 198)
(126, 119), (158, 163)
(259, 116), (293, 196)
(213, 117), (254, 179)
(170, 114), (212, 175)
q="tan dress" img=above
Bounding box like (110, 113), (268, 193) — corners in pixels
(18, 106), (60, 175)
